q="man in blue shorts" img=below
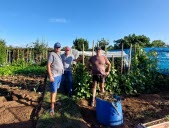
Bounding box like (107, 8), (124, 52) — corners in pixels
(47, 42), (64, 116)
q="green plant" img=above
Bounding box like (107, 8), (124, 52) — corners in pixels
(105, 66), (121, 94)
(0, 39), (7, 65)
(129, 47), (159, 93)
(73, 63), (92, 99)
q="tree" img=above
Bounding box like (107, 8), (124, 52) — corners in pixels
(33, 39), (48, 63)
(73, 38), (89, 51)
(0, 39), (6, 64)
(107, 45), (114, 51)
(151, 40), (166, 47)
(96, 38), (110, 50)
(114, 34), (151, 49)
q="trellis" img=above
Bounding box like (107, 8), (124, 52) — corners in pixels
(6, 48), (49, 64)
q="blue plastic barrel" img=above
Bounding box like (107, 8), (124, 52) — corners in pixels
(96, 95), (123, 126)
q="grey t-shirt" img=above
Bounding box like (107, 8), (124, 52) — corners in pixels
(61, 54), (75, 71)
(48, 52), (64, 76)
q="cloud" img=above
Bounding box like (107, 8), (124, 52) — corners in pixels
(49, 18), (68, 23)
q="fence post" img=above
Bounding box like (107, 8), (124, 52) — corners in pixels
(92, 40), (94, 56)
(128, 44), (132, 73)
(82, 43), (84, 65)
(121, 43), (124, 74)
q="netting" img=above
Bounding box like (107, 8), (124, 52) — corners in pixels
(110, 47), (169, 75)
(144, 47), (169, 75)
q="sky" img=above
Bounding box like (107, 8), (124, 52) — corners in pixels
(0, 0), (169, 48)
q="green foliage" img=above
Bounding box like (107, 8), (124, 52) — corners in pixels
(40, 59), (47, 66)
(33, 39), (48, 54)
(129, 48), (159, 93)
(0, 64), (46, 76)
(73, 38), (89, 51)
(33, 39), (48, 64)
(105, 66), (121, 94)
(73, 63), (92, 99)
(107, 45), (114, 51)
(151, 40), (166, 47)
(114, 34), (151, 49)
(0, 39), (7, 65)
(96, 38), (110, 50)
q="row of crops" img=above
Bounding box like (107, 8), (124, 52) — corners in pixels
(0, 47), (169, 100)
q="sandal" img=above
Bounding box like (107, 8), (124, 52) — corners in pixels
(49, 108), (54, 116)
(90, 100), (95, 107)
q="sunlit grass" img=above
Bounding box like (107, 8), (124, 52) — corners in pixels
(37, 89), (86, 128)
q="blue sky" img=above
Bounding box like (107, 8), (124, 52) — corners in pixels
(0, 0), (169, 48)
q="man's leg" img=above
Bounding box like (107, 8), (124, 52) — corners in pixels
(91, 81), (97, 106)
(49, 75), (62, 116)
(61, 73), (67, 94)
(67, 71), (73, 96)
(50, 92), (56, 116)
(99, 75), (105, 93)
(99, 82), (105, 93)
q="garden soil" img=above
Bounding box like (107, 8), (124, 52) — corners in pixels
(77, 92), (169, 128)
(0, 75), (45, 128)
(1, 75), (169, 128)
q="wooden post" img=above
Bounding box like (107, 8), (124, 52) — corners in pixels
(82, 43), (84, 65)
(26, 48), (29, 63)
(46, 50), (48, 59)
(6, 49), (8, 63)
(105, 45), (107, 56)
(9, 50), (11, 63)
(128, 44), (132, 73)
(134, 43), (136, 54)
(121, 43), (124, 74)
(92, 40), (94, 56)
(17, 49), (19, 62)
(32, 49), (34, 61)
(22, 50), (24, 61)
(112, 55), (114, 67)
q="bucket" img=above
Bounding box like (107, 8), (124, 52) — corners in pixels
(96, 95), (123, 126)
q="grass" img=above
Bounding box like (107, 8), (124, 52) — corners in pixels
(36, 90), (88, 128)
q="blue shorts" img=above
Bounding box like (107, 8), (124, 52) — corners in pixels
(50, 75), (62, 93)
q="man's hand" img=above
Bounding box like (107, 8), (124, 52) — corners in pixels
(89, 70), (92, 75)
(49, 76), (54, 82)
(105, 71), (110, 76)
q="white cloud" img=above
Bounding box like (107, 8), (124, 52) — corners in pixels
(49, 18), (68, 23)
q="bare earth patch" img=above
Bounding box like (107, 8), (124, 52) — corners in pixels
(1, 75), (169, 128)
(0, 75), (45, 128)
(77, 92), (169, 128)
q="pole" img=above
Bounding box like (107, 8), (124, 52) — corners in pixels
(92, 40), (94, 56)
(128, 44), (132, 73)
(112, 55), (114, 67)
(121, 43), (124, 74)
(82, 43), (84, 65)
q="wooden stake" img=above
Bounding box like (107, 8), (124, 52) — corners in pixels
(121, 43), (124, 74)
(112, 55), (114, 67)
(6, 49), (8, 63)
(128, 44), (132, 73)
(92, 40), (94, 56)
(82, 43), (84, 65)
(105, 45), (107, 56)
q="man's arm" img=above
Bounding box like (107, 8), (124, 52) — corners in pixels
(47, 53), (54, 82)
(105, 58), (111, 76)
(47, 63), (54, 82)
